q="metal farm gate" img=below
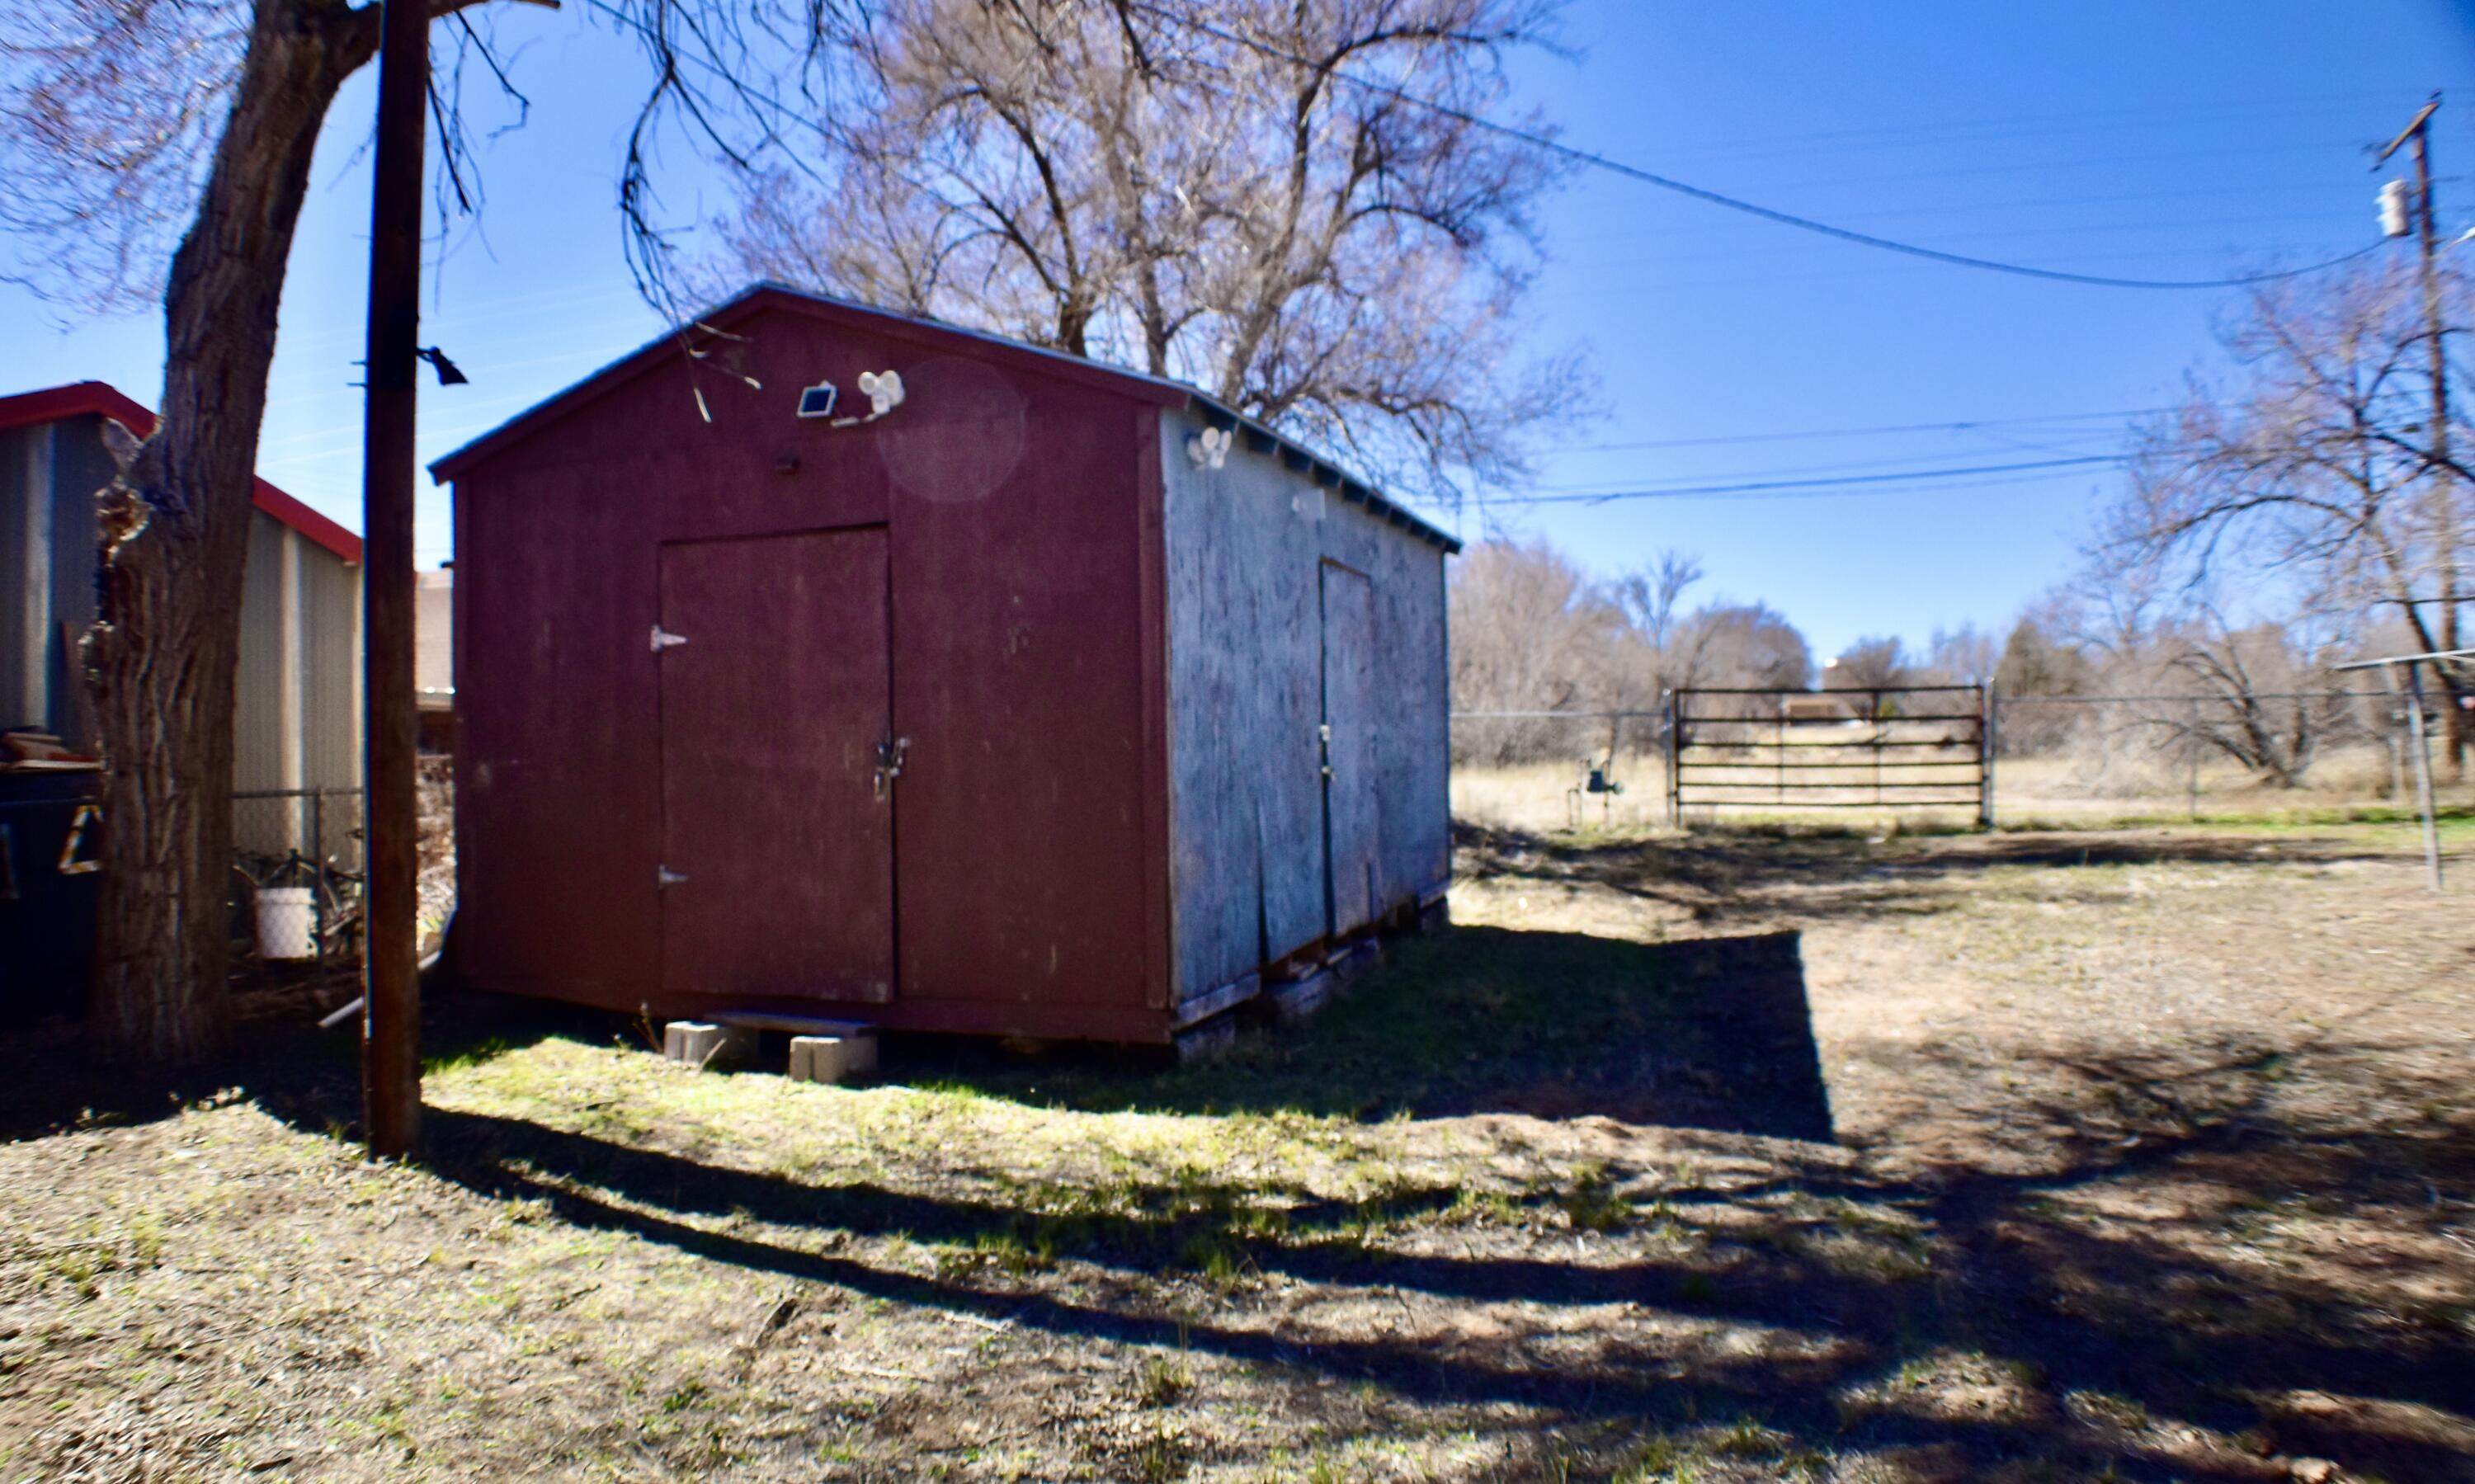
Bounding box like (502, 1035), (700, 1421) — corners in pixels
(1666, 685), (1992, 827)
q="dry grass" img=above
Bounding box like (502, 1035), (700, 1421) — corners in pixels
(1454, 743), (2474, 836)
(2, 813), (2472, 1481)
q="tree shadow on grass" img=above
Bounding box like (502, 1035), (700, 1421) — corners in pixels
(893, 926), (1835, 1142)
(8, 968), (2469, 1478)
(1450, 819), (2428, 933)
(342, 1061), (2475, 1483)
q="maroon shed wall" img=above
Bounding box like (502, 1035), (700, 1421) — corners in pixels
(445, 293), (1178, 1039)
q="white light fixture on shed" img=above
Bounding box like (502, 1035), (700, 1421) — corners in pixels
(820, 370), (906, 427)
(1186, 426), (1232, 469)
(856, 370), (906, 417)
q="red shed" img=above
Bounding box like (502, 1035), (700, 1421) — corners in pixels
(430, 285), (1456, 1044)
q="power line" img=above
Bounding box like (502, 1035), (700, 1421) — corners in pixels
(1143, 6), (2388, 291)
(1483, 455), (2124, 505)
(1535, 408), (2171, 455)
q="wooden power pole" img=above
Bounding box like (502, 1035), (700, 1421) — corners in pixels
(2377, 97), (2466, 774)
(360, 0), (428, 1158)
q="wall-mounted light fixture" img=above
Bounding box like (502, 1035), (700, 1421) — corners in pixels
(1186, 426), (1231, 469)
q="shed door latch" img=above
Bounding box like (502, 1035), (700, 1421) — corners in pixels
(658, 865), (687, 888)
(872, 737), (909, 800)
(650, 624), (689, 652)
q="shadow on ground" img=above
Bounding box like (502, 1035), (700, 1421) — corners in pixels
(6, 827), (2471, 1481)
(889, 925), (1835, 1140)
(1450, 818), (2435, 930)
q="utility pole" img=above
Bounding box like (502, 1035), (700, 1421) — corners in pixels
(360, 0), (427, 1158)
(2377, 96), (2466, 775)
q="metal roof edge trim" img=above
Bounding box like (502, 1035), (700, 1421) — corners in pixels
(1174, 392), (1461, 554)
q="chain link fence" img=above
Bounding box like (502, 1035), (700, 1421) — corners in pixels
(228, 758), (456, 980)
(1453, 690), (2469, 832)
(231, 787), (365, 973)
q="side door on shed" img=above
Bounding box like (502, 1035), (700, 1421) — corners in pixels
(654, 527), (897, 1004)
(1319, 558), (1382, 936)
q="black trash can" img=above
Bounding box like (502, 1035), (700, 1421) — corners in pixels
(0, 769), (103, 1020)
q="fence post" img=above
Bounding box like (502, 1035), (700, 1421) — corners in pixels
(2186, 698), (2202, 821)
(1979, 683), (1996, 830)
(1666, 689), (1683, 832)
(311, 789), (326, 958)
(2403, 664), (2444, 891)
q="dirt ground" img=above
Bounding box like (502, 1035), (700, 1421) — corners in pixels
(2, 817), (2470, 1482)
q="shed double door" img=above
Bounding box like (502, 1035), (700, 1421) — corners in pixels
(656, 529), (896, 1004)
(1320, 560), (1381, 936)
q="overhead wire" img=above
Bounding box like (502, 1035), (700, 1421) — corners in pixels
(1535, 408), (2172, 455)
(1139, 5), (2388, 291)
(1481, 455), (2126, 505)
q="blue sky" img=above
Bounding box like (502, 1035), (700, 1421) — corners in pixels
(6, 0), (2474, 658)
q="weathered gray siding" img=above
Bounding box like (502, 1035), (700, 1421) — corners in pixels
(1157, 408), (1451, 1005)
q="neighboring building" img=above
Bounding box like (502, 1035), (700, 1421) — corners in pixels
(1780, 694), (1865, 724)
(415, 568), (455, 754)
(429, 284), (1457, 1045)
(0, 381), (364, 864)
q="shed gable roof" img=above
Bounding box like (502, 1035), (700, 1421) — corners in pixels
(430, 284), (1460, 554)
(0, 381), (363, 564)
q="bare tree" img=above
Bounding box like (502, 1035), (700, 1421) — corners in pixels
(1992, 610), (2092, 698)
(2103, 259), (2475, 773)
(1613, 550), (1704, 655)
(709, 0), (1586, 504)
(1667, 601), (1813, 695)
(1918, 622), (1997, 685)
(1825, 635), (1912, 692)
(1, 0), (852, 1062)
(1448, 537), (1625, 753)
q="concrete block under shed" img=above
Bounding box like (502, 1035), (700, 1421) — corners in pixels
(788, 1034), (878, 1084)
(1266, 969), (1334, 1027)
(663, 1020), (757, 1070)
(1327, 940), (1381, 984)
(1172, 1014), (1238, 1065)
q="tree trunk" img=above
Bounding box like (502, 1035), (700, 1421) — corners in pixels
(84, 0), (377, 1064)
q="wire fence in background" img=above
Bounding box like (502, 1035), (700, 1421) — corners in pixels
(1452, 689), (2463, 834)
(232, 787), (365, 975)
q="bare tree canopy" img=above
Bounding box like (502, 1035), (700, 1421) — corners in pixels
(708, 0), (1587, 502)
(2099, 259), (2474, 770)
(1824, 636), (1912, 692)
(1448, 538), (1823, 761)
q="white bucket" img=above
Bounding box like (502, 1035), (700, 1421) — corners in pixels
(256, 886), (316, 960)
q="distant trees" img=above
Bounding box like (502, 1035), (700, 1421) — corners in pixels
(1823, 636), (1911, 692)
(1993, 614), (2092, 698)
(2097, 259), (2473, 774)
(1447, 537), (1814, 761)
(710, 0), (1586, 502)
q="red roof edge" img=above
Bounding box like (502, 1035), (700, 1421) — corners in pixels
(0, 380), (363, 565)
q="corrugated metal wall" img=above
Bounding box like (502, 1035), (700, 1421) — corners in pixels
(233, 510), (363, 861)
(0, 424), (43, 735)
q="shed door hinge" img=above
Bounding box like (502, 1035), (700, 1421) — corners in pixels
(658, 865), (687, 888)
(650, 624), (689, 652)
